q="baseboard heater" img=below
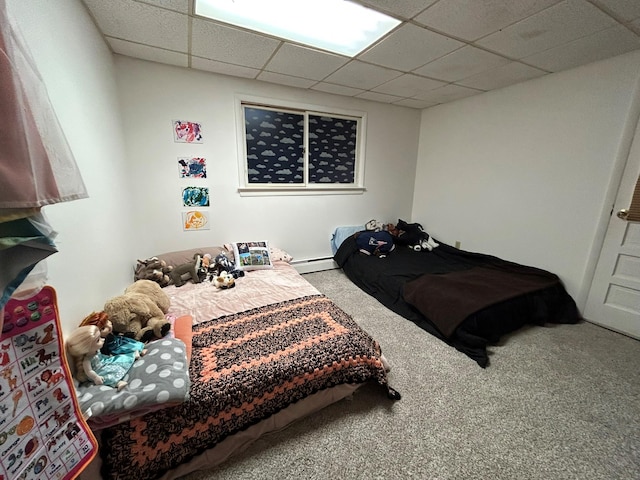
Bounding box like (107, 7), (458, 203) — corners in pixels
(291, 256), (338, 274)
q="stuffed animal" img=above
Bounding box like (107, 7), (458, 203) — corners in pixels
(65, 325), (140, 391)
(200, 252), (244, 282)
(134, 257), (173, 287)
(365, 219), (388, 232)
(213, 271), (235, 289)
(390, 219), (440, 252)
(170, 254), (202, 287)
(355, 230), (395, 257)
(103, 280), (171, 343)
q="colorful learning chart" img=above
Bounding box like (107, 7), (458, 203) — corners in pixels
(1, 286), (97, 480)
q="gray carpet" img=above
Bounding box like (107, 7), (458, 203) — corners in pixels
(181, 268), (640, 480)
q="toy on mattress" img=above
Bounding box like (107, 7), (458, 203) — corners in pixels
(78, 243), (398, 480)
(66, 288), (193, 429)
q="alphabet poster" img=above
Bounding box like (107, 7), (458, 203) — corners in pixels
(1, 286), (97, 479)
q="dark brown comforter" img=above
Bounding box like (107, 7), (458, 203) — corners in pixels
(403, 263), (561, 338)
(99, 295), (397, 480)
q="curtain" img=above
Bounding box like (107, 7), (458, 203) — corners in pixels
(0, 0), (88, 314)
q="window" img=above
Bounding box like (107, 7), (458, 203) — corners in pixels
(237, 99), (366, 194)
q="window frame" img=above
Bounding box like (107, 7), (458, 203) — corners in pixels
(235, 95), (367, 196)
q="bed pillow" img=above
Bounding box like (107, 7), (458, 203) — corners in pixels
(155, 246), (227, 269)
(331, 225), (365, 255)
(269, 246), (293, 263)
(230, 241), (273, 270)
(76, 337), (190, 429)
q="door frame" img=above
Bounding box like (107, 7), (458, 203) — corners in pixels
(579, 75), (640, 312)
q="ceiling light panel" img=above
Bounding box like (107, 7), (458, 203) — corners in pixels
(194, 0), (401, 57)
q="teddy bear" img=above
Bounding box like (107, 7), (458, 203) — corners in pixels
(103, 280), (171, 342)
(389, 219), (440, 252)
(134, 256), (173, 287)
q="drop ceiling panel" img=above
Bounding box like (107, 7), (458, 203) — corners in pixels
(373, 73), (445, 97)
(413, 0), (562, 42)
(413, 46), (511, 82)
(83, 0), (188, 52)
(257, 71), (317, 89)
(310, 83), (366, 97)
(141, 0), (189, 14)
(413, 84), (482, 103)
(190, 56), (260, 78)
(264, 44), (349, 81)
(80, 0), (640, 110)
(359, 23), (464, 71)
(191, 17), (281, 68)
(109, 38), (188, 67)
(356, 91), (404, 103)
(456, 62), (547, 90)
(590, 0), (640, 21)
(323, 61), (403, 90)
(358, 0), (438, 20)
(477, 0), (618, 59)
(523, 24), (640, 71)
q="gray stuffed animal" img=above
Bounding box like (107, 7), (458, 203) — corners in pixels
(170, 254), (202, 287)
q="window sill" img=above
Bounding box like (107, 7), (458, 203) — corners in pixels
(237, 186), (366, 197)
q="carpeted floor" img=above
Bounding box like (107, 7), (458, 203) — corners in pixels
(180, 268), (640, 480)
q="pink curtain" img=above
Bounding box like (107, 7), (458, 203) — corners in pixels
(0, 0), (87, 209)
(1, 0), (88, 316)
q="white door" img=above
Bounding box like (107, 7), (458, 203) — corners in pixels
(584, 112), (640, 339)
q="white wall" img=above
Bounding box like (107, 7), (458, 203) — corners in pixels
(413, 50), (640, 311)
(114, 56), (421, 263)
(6, 0), (135, 334)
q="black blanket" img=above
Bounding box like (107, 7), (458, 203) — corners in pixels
(334, 234), (580, 367)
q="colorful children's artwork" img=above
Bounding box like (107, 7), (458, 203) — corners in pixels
(178, 157), (207, 178)
(181, 186), (209, 207)
(1, 286), (98, 480)
(173, 120), (203, 143)
(182, 211), (210, 231)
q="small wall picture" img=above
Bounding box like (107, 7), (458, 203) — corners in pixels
(182, 186), (210, 207)
(173, 120), (203, 143)
(182, 210), (210, 231)
(179, 157), (207, 178)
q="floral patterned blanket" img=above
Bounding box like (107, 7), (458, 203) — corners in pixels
(99, 295), (398, 480)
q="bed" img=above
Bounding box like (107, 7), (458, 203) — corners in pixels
(333, 227), (580, 367)
(78, 243), (398, 480)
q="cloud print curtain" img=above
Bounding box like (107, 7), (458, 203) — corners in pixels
(0, 0), (88, 312)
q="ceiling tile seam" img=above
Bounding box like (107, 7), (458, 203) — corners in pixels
(135, 0), (186, 15)
(585, 0), (639, 24)
(103, 35), (189, 56)
(259, 42), (286, 73)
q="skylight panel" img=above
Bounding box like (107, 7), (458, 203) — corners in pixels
(194, 0), (401, 57)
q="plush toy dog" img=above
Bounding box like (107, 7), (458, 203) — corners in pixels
(170, 254), (202, 287)
(390, 219), (439, 252)
(134, 256), (173, 287)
